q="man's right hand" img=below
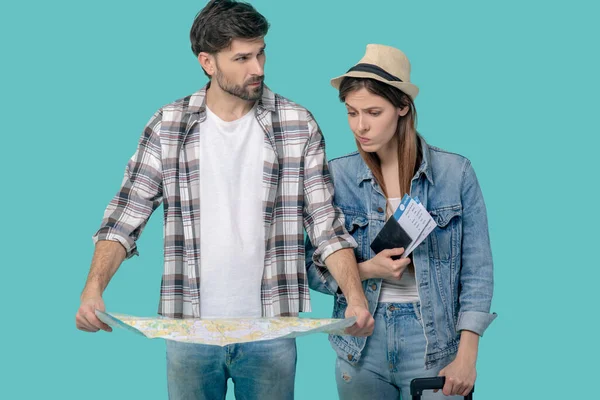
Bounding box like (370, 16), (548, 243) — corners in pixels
(344, 302), (375, 337)
(75, 295), (112, 333)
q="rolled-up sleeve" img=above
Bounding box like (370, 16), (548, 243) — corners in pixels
(305, 234), (340, 295)
(92, 111), (164, 259)
(302, 114), (357, 268)
(456, 159), (497, 336)
(456, 311), (497, 336)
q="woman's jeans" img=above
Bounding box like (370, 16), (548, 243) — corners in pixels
(336, 302), (461, 399)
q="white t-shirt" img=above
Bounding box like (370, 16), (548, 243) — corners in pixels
(198, 104), (265, 318)
(379, 197), (420, 303)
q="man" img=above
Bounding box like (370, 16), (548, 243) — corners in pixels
(75, 1), (374, 399)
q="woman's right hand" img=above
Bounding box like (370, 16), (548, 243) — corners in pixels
(359, 248), (412, 280)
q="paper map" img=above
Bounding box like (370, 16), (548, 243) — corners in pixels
(96, 310), (356, 346)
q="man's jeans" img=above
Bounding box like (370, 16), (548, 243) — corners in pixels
(335, 303), (462, 400)
(167, 338), (296, 400)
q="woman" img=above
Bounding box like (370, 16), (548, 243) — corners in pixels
(306, 44), (496, 399)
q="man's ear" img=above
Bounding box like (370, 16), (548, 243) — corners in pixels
(198, 52), (215, 77)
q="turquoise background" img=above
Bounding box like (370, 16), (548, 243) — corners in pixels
(2, 0), (598, 398)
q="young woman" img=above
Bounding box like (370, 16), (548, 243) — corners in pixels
(306, 44), (496, 399)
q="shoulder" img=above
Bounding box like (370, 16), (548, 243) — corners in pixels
(425, 144), (479, 193)
(272, 92), (313, 121)
(328, 151), (362, 180)
(329, 151), (362, 168)
(161, 92), (201, 115)
(427, 144), (472, 174)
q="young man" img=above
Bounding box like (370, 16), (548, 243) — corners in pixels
(74, 1), (373, 399)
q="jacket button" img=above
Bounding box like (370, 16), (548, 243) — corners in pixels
(347, 354), (353, 361)
(370, 283), (377, 291)
(377, 207), (384, 213)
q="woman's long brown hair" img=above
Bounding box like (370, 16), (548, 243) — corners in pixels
(339, 77), (420, 198)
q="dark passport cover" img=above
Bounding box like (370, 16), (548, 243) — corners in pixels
(370, 217), (413, 260)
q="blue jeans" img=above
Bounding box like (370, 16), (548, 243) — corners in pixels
(166, 338), (297, 400)
(335, 303), (461, 400)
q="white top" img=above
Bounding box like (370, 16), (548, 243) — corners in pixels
(378, 197), (420, 303)
(198, 104), (265, 318)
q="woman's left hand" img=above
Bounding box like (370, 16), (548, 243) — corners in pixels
(436, 356), (477, 397)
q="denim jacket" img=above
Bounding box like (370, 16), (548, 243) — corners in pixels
(306, 136), (496, 369)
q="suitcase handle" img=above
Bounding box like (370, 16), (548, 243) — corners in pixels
(410, 377), (474, 399)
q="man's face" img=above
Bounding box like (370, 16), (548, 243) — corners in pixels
(212, 38), (266, 101)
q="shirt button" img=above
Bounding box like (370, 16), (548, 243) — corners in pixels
(377, 207), (384, 213)
(347, 354), (353, 361)
(370, 283), (377, 291)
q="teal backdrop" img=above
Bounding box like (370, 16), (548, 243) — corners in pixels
(1, 1), (598, 399)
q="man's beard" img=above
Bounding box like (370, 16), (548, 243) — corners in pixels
(214, 69), (264, 101)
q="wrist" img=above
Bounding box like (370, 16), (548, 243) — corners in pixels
(81, 284), (103, 301)
(455, 349), (477, 365)
(347, 295), (369, 309)
(456, 333), (479, 365)
(358, 260), (372, 281)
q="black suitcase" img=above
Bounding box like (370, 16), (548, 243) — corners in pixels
(410, 377), (474, 399)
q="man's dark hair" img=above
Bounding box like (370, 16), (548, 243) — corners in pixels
(190, 0), (270, 56)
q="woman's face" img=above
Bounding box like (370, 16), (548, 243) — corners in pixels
(344, 87), (408, 155)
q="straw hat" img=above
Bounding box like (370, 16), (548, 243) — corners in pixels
(330, 44), (419, 99)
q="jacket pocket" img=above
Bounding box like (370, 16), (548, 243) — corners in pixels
(343, 214), (369, 262)
(428, 206), (461, 262)
(333, 293), (348, 318)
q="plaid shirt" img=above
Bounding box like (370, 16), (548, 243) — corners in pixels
(93, 85), (356, 318)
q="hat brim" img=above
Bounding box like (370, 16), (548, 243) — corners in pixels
(330, 71), (419, 100)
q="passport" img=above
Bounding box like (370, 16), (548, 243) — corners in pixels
(370, 216), (413, 260)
